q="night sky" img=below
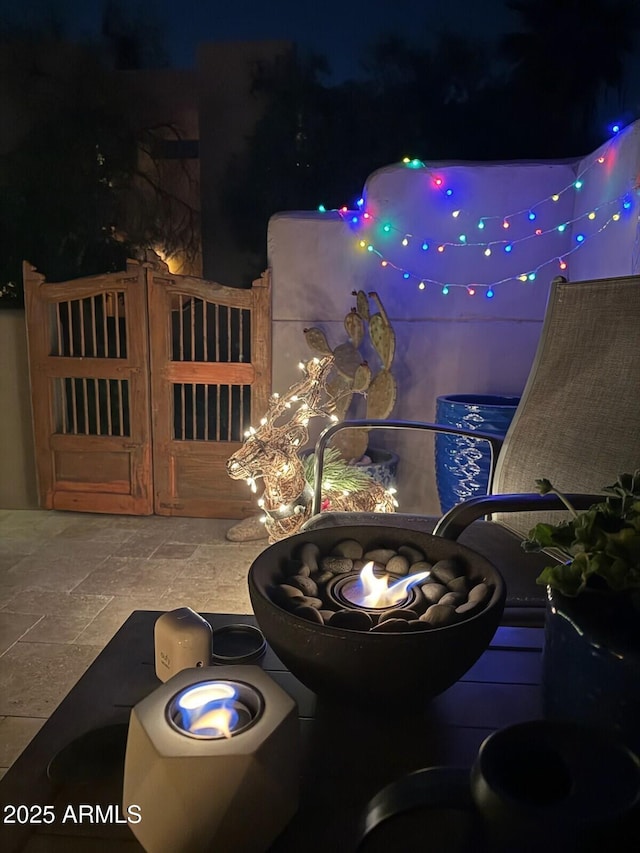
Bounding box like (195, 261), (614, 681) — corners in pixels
(0, 0), (514, 81)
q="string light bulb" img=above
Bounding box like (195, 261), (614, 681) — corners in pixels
(333, 132), (631, 298)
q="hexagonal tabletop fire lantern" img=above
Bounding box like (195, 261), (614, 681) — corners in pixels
(122, 665), (299, 853)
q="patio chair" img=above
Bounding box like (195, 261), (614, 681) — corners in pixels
(301, 274), (640, 626)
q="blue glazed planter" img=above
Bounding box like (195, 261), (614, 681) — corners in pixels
(435, 394), (520, 514)
(354, 447), (399, 491)
(543, 588), (640, 756)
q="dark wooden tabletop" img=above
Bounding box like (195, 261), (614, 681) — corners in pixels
(0, 612), (544, 852)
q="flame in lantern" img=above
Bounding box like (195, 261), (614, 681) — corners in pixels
(176, 681), (238, 739)
(352, 561), (430, 608)
(189, 706), (238, 739)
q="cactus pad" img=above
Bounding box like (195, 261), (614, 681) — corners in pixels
(369, 313), (396, 369)
(331, 427), (369, 464)
(366, 369), (397, 419)
(352, 362), (372, 393)
(303, 327), (332, 355)
(369, 292), (389, 325)
(334, 342), (363, 379)
(327, 372), (354, 420)
(344, 308), (365, 348)
(354, 290), (370, 321)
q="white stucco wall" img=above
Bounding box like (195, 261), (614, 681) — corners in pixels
(569, 122), (640, 280)
(268, 122), (640, 514)
(0, 311), (38, 508)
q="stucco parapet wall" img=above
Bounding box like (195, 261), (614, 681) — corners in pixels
(268, 158), (582, 325)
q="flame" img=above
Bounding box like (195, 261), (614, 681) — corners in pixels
(189, 706), (238, 739)
(348, 561), (430, 608)
(176, 681), (238, 739)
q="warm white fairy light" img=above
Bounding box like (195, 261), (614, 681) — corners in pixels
(226, 355), (396, 542)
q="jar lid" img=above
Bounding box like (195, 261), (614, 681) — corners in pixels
(210, 623), (267, 664)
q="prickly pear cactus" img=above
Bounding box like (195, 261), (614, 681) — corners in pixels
(304, 290), (397, 462)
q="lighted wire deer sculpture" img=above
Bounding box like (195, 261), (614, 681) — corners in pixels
(226, 356), (396, 541)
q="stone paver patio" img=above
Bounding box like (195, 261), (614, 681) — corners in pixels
(0, 509), (269, 779)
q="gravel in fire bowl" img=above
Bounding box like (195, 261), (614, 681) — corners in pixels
(270, 537), (494, 632)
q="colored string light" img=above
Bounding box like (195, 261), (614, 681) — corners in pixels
(350, 206), (628, 294)
(317, 131), (632, 296)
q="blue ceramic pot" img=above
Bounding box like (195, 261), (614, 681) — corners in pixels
(353, 447), (399, 491)
(543, 587), (640, 756)
(435, 394), (520, 513)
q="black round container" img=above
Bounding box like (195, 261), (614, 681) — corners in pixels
(248, 526), (505, 704)
(210, 624), (266, 664)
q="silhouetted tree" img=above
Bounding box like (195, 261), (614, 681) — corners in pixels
(0, 20), (195, 306)
(500, 0), (640, 154)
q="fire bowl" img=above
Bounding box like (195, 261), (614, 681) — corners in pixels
(248, 526), (506, 705)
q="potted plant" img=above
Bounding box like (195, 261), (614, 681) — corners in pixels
(522, 471), (640, 753)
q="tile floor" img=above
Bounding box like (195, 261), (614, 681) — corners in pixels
(0, 508), (270, 780)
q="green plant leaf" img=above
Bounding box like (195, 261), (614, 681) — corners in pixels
(526, 470), (640, 597)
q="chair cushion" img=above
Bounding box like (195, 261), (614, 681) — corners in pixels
(301, 513), (552, 624)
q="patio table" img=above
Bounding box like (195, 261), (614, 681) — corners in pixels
(0, 611), (544, 852)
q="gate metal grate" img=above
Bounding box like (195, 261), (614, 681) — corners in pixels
(53, 377), (131, 436)
(170, 294), (252, 440)
(171, 295), (251, 363)
(53, 292), (128, 358)
(172, 383), (251, 441)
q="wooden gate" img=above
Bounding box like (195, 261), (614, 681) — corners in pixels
(147, 267), (270, 517)
(23, 260), (271, 518)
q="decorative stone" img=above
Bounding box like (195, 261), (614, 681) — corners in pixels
(298, 542), (321, 573)
(319, 610), (335, 623)
(385, 555), (410, 576)
(448, 576), (470, 595)
(288, 575), (319, 597)
(430, 559), (464, 584)
(455, 600), (483, 617)
(378, 608), (417, 623)
(468, 583), (490, 605)
(278, 584), (305, 600)
(332, 539), (364, 559)
(439, 591), (466, 607)
(420, 603), (458, 627)
(398, 545), (426, 564)
(420, 582), (448, 604)
(364, 548), (397, 565)
(294, 604), (324, 623)
(327, 609), (373, 631)
(275, 536), (492, 637)
(297, 595), (323, 609)
(409, 560), (433, 575)
(321, 556), (353, 574)
(283, 559), (308, 577)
